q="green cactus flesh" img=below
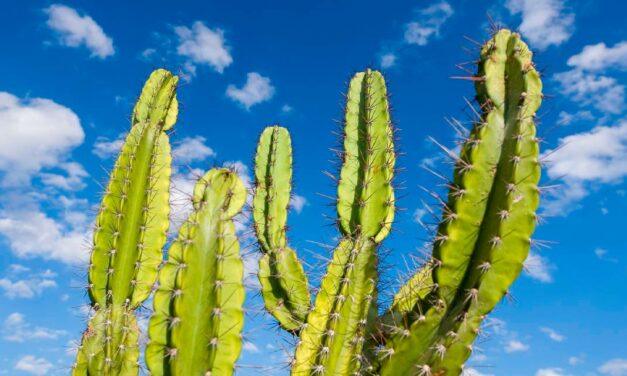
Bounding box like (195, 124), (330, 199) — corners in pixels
(376, 29), (542, 376)
(284, 69), (395, 375)
(146, 168), (247, 376)
(254, 126), (311, 331)
(73, 69), (178, 375)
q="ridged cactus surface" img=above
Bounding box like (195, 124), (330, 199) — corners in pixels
(376, 28), (542, 376)
(73, 69), (178, 376)
(146, 168), (247, 376)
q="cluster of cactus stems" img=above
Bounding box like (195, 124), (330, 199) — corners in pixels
(72, 28), (542, 376)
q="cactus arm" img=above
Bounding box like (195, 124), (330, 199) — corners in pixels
(426, 31), (542, 374)
(146, 168), (247, 376)
(291, 69), (395, 375)
(377, 30), (542, 376)
(253, 126), (310, 331)
(337, 69), (395, 242)
(73, 69), (178, 375)
(291, 238), (378, 375)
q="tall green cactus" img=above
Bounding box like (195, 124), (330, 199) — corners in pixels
(73, 69), (179, 375)
(70, 27), (543, 376)
(252, 29), (542, 376)
(146, 168), (247, 376)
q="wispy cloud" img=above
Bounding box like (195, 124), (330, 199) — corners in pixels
(404, 1), (453, 46)
(172, 136), (216, 164)
(44, 4), (114, 58)
(2, 312), (67, 342)
(535, 368), (571, 376)
(505, 339), (530, 353)
(598, 358), (627, 376)
(524, 252), (554, 283)
(14, 355), (53, 376)
(505, 0), (574, 50)
(226, 72), (275, 110)
(290, 194), (309, 214)
(540, 327), (566, 342)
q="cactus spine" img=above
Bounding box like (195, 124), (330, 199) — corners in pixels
(73, 69), (179, 375)
(146, 168), (247, 376)
(253, 29), (542, 376)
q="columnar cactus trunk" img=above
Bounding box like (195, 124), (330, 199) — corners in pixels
(146, 168), (247, 376)
(73, 69), (179, 375)
(375, 28), (542, 376)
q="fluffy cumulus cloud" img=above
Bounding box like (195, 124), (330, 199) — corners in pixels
(2, 312), (67, 342)
(599, 358), (627, 376)
(542, 120), (627, 215)
(554, 69), (625, 114)
(0, 92), (84, 186)
(555, 40), (627, 115)
(404, 1), (453, 46)
(567, 41), (627, 71)
(172, 136), (216, 164)
(14, 355), (53, 375)
(0, 198), (91, 265)
(226, 72), (275, 110)
(175, 21), (232, 76)
(506, 0), (574, 50)
(465, 369), (495, 376)
(44, 4), (114, 58)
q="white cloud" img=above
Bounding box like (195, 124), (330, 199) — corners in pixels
(173, 136), (216, 164)
(595, 248), (608, 258)
(0, 92), (84, 186)
(40, 161), (88, 191)
(540, 327), (565, 342)
(535, 368), (570, 376)
(506, 0), (574, 50)
(599, 358), (627, 376)
(242, 341), (260, 353)
(92, 134), (124, 159)
(554, 69), (625, 114)
(524, 252), (554, 283)
(175, 21), (232, 76)
(414, 207), (428, 223)
(14, 355), (53, 375)
(44, 4), (114, 58)
(3, 312), (67, 342)
(281, 104), (293, 113)
(380, 53), (397, 69)
(557, 110), (594, 126)
(226, 72), (275, 110)
(568, 356), (583, 365)
(0, 206), (90, 265)
(505, 339), (530, 353)
(0, 266), (57, 299)
(541, 120), (627, 215)
(290, 194), (308, 214)
(404, 1), (453, 46)
(567, 41), (627, 71)
(464, 368), (495, 376)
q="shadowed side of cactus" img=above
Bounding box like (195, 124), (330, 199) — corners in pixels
(72, 69), (179, 375)
(376, 28), (542, 376)
(146, 168), (247, 376)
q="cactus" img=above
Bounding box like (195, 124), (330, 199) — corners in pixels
(69, 27), (542, 376)
(146, 168), (247, 376)
(73, 69), (179, 375)
(252, 29), (542, 376)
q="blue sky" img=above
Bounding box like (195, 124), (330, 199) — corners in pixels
(0, 0), (625, 375)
